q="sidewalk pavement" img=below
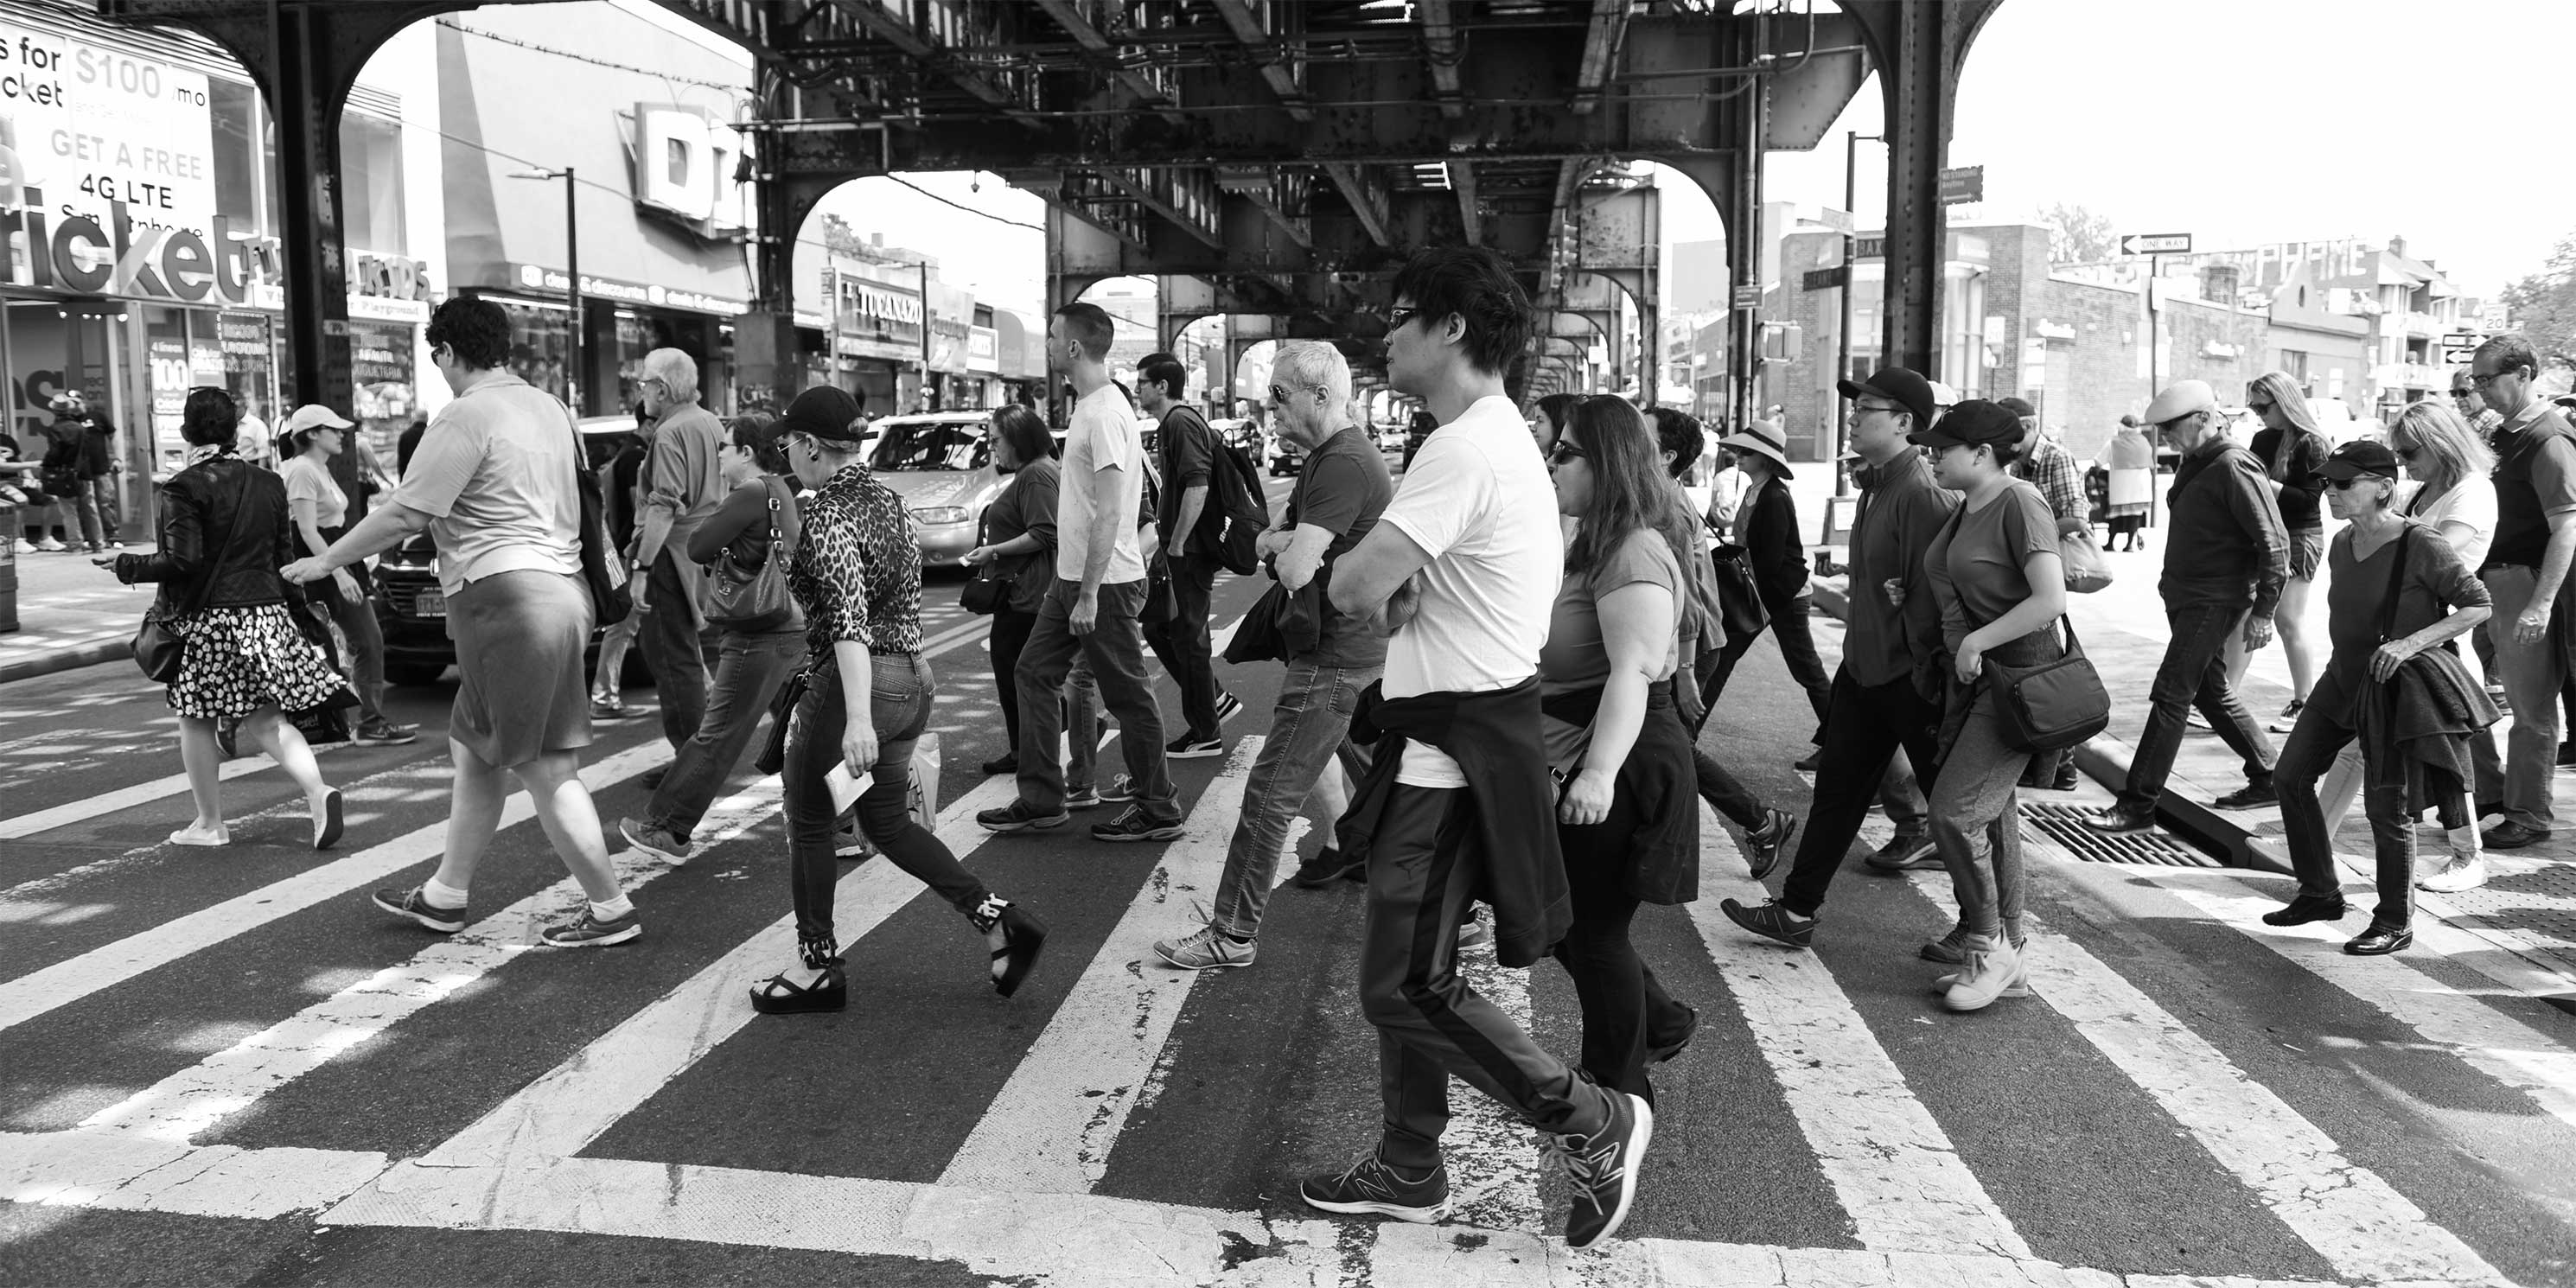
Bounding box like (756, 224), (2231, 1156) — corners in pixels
(0, 541), (156, 683)
(1812, 545), (2576, 992)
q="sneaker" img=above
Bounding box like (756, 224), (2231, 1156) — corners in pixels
(32, 537), (66, 552)
(353, 719), (419, 746)
(1154, 924), (1257, 970)
(1166, 734), (1226, 759)
(1920, 924), (1971, 963)
(1942, 934), (2024, 1012)
(1865, 832), (1941, 872)
(1291, 846), (1364, 888)
(1093, 805), (1185, 842)
(2184, 710), (2211, 730)
(2082, 805), (2156, 834)
(1215, 691), (1245, 723)
(619, 817), (692, 866)
(1644, 1003), (1699, 1063)
(640, 766), (667, 791)
(1455, 915), (1493, 951)
(539, 906), (642, 947)
(2050, 762), (2081, 791)
(1299, 1152), (1451, 1223)
(1062, 785), (1103, 810)
(1553, 1091), (1654, 1249)
(2267, 698), (2306, 734)
(981, 752), (1019, 775)
(1098, 774), (1139, 804)
(979, 800), (1072, 833)
(2212, 781), (2278, 810)
(1743, 808), (1795, 881)
(589, 696), (632, 719)
(2418, 856), (2489, 893)
(107, 539), (126, 551)
(1719, 896), (1814, 948)
(373, 885), (467, 934)
(834, 826), (874, 859)
(12, 539), (34, 555)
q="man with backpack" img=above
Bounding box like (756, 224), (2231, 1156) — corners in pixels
(1138, 351), (1244, 757)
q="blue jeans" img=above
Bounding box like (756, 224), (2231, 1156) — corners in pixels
(1209, 659), (1378, 939)
(647, 628), (806, 840)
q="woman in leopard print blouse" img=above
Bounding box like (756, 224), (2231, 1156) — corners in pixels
(750, 385), (1047, 1016)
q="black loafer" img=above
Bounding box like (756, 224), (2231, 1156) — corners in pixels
(2343, 922), (2412, 955)
(2261, 894), (2348, 927)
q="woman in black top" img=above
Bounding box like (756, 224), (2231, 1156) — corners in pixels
(99, 387), (348, 850)
(2241, 371), (2331, 731)
(962, 405), (1062, 777)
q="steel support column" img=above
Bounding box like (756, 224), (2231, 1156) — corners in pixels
(1851, 1), (1998, 379)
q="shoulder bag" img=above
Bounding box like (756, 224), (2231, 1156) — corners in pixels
(1707, 522), (1769, 641)
(1981, 616), (2111, 753)
(705, 477), (803, 632)
(2058, 518), (2115, 595)
(132, 465), (252, 684)
(562, 408), (634, 627)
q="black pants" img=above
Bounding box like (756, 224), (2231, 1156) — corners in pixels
(1554, 792), (1693, 1105)
(2275, 677), (2425, 929)
(1687, 646), (1769, 830)
(1779, 669), (1945, 918)
(1144, 553), (1221, 741)
(1362, 784), (1606, 1170)
(641, 551), (708, 749)
(2118, 601), (2276, 814)
(1703, 596), (1833, 740)
(989, 608), (1038, 752)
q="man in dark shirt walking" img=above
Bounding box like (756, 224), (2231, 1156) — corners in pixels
(2088, 379), (2288, 834)
(1138, 351), (1237, 758)
(2466, 335), (2576, 849)
(1722, 367), (1959, 946)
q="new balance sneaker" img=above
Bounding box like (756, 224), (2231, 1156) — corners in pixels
(1290, 846), (1364, 888)
(1865, 832), (1941, 872)
(1153, 924), (1256, 970)
(619, 817), (691, 866)
(978, 800), (1072, 832)
(1092, 806), (1185, 843)
(1553, 1091), (1654, 1250)
(1719, 896), (1814, 948)
(1062, 785), (1104, 810)
(1456, 915), (1492, 951)
(353, 719), (419, 746)
(539, 906), (642, 947)
(1743, 808), (1795, 880)
(1299, 1152), (1451, 1223)
(1098, 774), (1139, 804)
(1215, 691), (1246, 723)
(373, 885), (467, 934)
(1166, 734), (1226, 759)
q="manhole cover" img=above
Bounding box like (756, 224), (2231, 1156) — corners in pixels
(2024, 802), (2222, 867)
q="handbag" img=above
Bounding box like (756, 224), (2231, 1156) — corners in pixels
(2059, 524), (2114, 594)
(960, 568), (1006, 615)
(131, 464), (251, 684)
(1981, 617), (2112, 753)
(704, 476), (802, 632)
(1709, 539), (1769, 641)
(1139, 560), (1176, 627)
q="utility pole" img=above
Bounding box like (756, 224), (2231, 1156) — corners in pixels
(1833, 131), (1883, 498)
(918, 260), (934, 411)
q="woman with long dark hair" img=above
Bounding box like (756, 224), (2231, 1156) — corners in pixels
(279, 405), (415, 746)
(750, 385), (1047, 1015)
(2241, 371), (2331, 732)
(101, 387), (346, 849)
(1538, 395), (1707, 1099)
(962, 405), (1062, 777)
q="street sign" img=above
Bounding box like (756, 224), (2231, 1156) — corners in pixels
(2443, 331), (2482, 348)
(1855, 235), (1884, 260)
(1814, 207), (1855, 234)
(2119, 232), (2193, 256)
(2442, 345), (2478, 366)
(1936, 165), (1983, 206)
(1802, 265), (1848, 291)
(1733, 284), (1763, 309)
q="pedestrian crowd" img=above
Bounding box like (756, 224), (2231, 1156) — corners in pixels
(86, 262), (2566, 1251)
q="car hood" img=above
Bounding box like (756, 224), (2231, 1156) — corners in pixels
(873, 471), (988, 509)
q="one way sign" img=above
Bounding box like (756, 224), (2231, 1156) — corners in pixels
(2120, 232), (2193, 256)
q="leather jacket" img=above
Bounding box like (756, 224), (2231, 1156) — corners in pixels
(114, 454), (301, 613)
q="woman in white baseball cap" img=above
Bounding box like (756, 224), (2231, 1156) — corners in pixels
(280, 405), (417, 747)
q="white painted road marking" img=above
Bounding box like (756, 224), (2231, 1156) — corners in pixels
(0, 756), (277, 841)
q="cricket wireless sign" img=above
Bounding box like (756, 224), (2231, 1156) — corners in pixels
(0, 192), (282, 305)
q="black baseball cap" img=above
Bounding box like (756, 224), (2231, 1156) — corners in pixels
(781, 386), (867, 443)
(1910, 399), (2021, 450)
(1837, 367), (1935, 426)
(2321, 439), (2400, 480)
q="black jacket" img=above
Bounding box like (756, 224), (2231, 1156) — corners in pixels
(1540, 680), (1699, 905)
(77, 418), (118, 479)
(114, 455), (300, 612)
(1737, 474), (1808, 608)
(1337, 678), (1571, 967)
(2158, 436), (2289, 615)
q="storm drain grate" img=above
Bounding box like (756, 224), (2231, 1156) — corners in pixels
(2023, 803), (2223, 867)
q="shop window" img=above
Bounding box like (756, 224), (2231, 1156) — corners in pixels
(339, 112), (407, 256)
(498, 299), (573, 404)
(349, 320), (420, 463)
(209, 78), (261, 230)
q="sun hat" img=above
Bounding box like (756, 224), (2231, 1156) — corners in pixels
(1718, 418), (1793, 477)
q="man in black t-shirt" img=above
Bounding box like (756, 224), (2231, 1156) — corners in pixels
(1138, 352), (1236, 757)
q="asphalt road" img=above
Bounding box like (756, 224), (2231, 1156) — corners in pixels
(3, 469), (2573, 1286)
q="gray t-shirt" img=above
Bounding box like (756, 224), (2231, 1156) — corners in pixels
(389, 373), (581, 596)
(1286, 425), (1393, 667)
(1927, 479), (2057, 651)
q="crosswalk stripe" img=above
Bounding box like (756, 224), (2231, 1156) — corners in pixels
(406, 774), (1020, 1169)
(2057, 862), (2576, 1136)
(1905, 850), (2509, 1285)
(1691, 807), (2037, 1260)
(1440, 936), (1548, 1233)
(0, 1129), (387, 1221)
(0, 742), (667, 1037)
(0, 756), (277, 841)
(73, 781), (789, 1145)
(940, 740), (1262, 1193)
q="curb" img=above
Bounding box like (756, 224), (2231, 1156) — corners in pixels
(0, 636), (131, 685)
(1808, 574), (2287, 875)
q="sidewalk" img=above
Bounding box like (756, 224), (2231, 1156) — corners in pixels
(0, 541), (156, 683)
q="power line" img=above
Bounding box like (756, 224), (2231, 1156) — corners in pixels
(434, 19), (749, 97)
(879, 174), (1046, 233)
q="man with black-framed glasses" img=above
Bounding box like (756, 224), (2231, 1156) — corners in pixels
(2465, 334), (2576, 848)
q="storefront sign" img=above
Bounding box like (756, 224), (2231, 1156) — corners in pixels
(0, 19), (219, 243)
(507, 261), (746, 316)
(627, 105), (747, 239)
(352, 250), (432, 302)
(826, 266), (923, 362)
(967, 325), (998, 373)
(0, 191), (278, 305)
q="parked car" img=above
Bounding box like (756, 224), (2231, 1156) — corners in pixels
(865, 410), (1011, 566)
(1264, 428), (1304, 477)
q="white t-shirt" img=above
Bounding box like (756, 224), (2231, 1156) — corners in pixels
(236, 416), (273, 467)
(1056, 384), (1149, 587)
(279, 454), (348, 529)
(2406, 475), (2496, 571)
(1379, 394), (1565, 787)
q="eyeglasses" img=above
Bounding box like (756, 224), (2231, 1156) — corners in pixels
(2451, 388), (2476, 399)
(1849, 400), (1904, 418)
(2471, 371), (2514, 389)
(2247, 401), (2275, 416)
(2392, 441), (2426, 460)
(1549, 442), (1588, 465)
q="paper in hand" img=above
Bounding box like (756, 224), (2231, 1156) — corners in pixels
(825, 762), (874, 814)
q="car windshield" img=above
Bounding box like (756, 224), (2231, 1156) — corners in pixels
(869, 421), (989, 472)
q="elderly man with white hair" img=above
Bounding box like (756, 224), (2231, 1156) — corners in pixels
(631, 347), (728, 754)
(1153, 340), (1394, 970)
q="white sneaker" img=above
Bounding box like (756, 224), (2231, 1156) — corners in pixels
(1942, 934), (2025, 1011)
(2418, 856), (2488, 893)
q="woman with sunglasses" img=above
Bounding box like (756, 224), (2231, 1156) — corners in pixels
(751, 385), (1047, 1015)
(2305, 404), (2496, 894)
(2239, 373), (2332, 734)
(1538, 397), (1709, 1098)
(1913, 400), (2069, 1011)
(2264, 441), (2494, 954)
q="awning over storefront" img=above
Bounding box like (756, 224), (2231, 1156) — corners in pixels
(991, 309), (1044, 379)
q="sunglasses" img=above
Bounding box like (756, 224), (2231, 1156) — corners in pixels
(2392, 441), (2426, 459)
(1383, 304), (1424, 332)
(1549, 442), (1588, 465)
(2247, 401), (2275, 416)
(2327, 475), (2390, 490)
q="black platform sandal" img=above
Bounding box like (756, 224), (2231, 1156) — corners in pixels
(750, 937), (847, 1014)
(971, 896), (1048, 998)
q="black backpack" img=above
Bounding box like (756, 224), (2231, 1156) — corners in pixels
(1199, 433), (1270, 576)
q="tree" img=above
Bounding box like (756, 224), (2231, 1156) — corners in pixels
(2038, 202), (2118, 265)
(2502, 232), (2576, 372)
(820, 212), (870, 258)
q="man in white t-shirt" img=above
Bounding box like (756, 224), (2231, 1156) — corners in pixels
(977, 302), (1183, 841)
(1312, 247), (1652, 1251)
